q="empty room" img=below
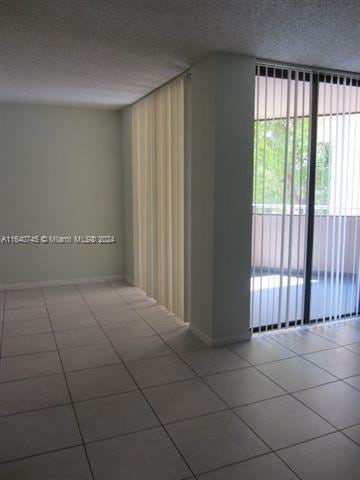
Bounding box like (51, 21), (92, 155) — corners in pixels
(1, 1), (360, 479)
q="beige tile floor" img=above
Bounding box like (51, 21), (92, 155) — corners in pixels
(0, 281), (360, 479)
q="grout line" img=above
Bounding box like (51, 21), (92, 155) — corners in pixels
(0, 443), (84, 467)
(102, 284), (360, 448)
(343, 343), (360, 357)
(340, 424), (360, 447)
(4, 303), (47, 311)
(0, 319), (112, 340)
(2, 284), (360, 477)
(40, 287), (96, 480)
(226, 339), (350, 433)
(110, 285), (305, 479)
(0, 400), (72, 418)
(76, 282), (198, 479)
(74, 425), (166, 448)
(0, 337), (115, 359)
(273, 429), (346, 453)
(246, 363), (341, 431)
(0, 360), (121, 385)
(256, 334), (359, 381)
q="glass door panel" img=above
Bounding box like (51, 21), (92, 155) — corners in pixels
(310, 75), (360, 321)
(251, 65), (312, 331)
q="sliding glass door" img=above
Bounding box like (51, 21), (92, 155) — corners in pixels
(310, 74), (360, 322)
(251, 64), (312, 330)
(251, 63), (360, 331)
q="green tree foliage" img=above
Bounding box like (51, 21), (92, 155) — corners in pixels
(254, 118), (330, 211)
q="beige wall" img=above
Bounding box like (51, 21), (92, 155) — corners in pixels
(120, 107), (134, 282)
(190, 54), (216, 336)
(0, 103), (124, 287)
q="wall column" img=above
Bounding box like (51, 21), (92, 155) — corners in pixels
(189, 52), (255, 345)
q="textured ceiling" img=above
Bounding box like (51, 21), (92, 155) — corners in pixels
(1, 0), (359, 108)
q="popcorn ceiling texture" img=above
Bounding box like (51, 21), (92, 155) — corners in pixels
(1, 0), (359, 107)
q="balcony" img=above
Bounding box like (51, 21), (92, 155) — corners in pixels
(251, 207), (360, 329)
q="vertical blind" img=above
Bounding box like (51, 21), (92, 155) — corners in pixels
(132, 76), (185, 320)
(311, 73), (360, 322)
(251, 64), (312, 331)
(251, 62), (360, 331)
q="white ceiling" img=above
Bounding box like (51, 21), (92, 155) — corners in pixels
(1, 0), (359, 108)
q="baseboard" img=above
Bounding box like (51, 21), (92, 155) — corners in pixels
(190, 323), (252, 347)
(124, 275), (135, 286)
(0, 274), (125, 291)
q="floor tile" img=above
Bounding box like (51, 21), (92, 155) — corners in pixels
(43, 285), (78, 297)
(51, 312), (98, 331)
(81, 292), (118, 303)
(78, 282), (112, 294)
(3, 317), (52, 337)
(0, 374), (69, 415)
(294, 381), (360, 429)
(4, 285), (358, 479)
(131, 304), (159, 315)
(143, 378), (227, 423)
(76, 390), (158, 442)
(103, 320), (154, 340)
(343, 424), (360, 446)
(146, 316), (185, 334)
(5, 288), (42, 299)
(48, 302), (89, 317)
(344, 374), (360, 390)
(236, 395), (334, 449)
(44, 294), (84, 306)
(55, 326), (108, 349)
(86, 297), (125, 310)
(46, 294), (88, 308)
(204, 367), (285, 407)
(345, 318), (360, 330)
(135, 305), (168, 318)
(257, 356), (336, 392)
(160, 326), (207, 353)
(180, 348), (249, 376)
(44, 294), (85, 306)
(0, 405), (81, 462)
(197, 452), (298, 479)
(113, 335), (172, 362)
(304, 347), (360, 378)
(87, 426), (190, 480)
(60, 343), (120, 372)
(346, 342), (360, 355)
(278, 432), (360, 480)
(94, 308), (140, 325)
(0, 351), (62, 382)
(2, 332), (56, 356)
(229, 336), (296, 365)
(0, 446), (92, 480)
(90, 300), (133, 313)
(310, 323), (360, 346)
(141, 306), (175, 316)
(66, 364), (137, 401)
(5, 296), (45, 309)
(4, 306), (48, 322)
(127, 354), (195, 387)
(166, 410), (268, 474)
(271, 329), (337, 354)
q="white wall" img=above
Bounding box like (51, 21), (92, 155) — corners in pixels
(190, 53), (255, 345)
(0, 103), (124, 287)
